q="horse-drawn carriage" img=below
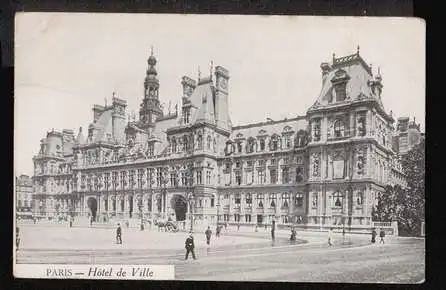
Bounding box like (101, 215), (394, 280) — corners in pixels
(152, 219), (180, 232)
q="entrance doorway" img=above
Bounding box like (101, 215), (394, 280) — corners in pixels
(87, 197), (98, 220)
(172, 195), (188, 221)
(257, 214), (263, 224)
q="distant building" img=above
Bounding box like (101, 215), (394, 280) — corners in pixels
(393, 117), (424, 155)
(32, 47), (413, 229)
(16, 174), (34, 218)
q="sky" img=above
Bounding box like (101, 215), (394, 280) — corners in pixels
(14, 13), (425, 176)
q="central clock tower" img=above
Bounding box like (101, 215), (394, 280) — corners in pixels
(139, 48), (163, 134)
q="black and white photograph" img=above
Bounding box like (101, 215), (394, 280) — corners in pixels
(14, 13), (425, 283)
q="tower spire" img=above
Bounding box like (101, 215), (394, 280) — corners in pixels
(198, 66), (201, 81)
(210, 60), (214, 80)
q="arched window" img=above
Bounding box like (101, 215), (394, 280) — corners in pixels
(356, 191), (363, 206)
(333, 191), (343, 207)
(334, 119), (345, 138)
(256, 193), (263, 208)
(245, 193), (252, 206)
(246, 138), (256, 153)
(269, 193), (277, 207)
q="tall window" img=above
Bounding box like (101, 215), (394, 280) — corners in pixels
(181, 171), (187, 186)
(171, 137), (177, 153)
(196, 170), (202, 184)
(206, 170), (211, 184)
(183, 108), (191, 124)
(170, 172), (177, 187)
(356, 191), (363, 206)
(156, 168), (162, 187)
(245, 193), (252, 207)
(271, 135), (279, 151)
(256, 193), (264, 208)
(312, 119), (321, 141)
(137, 169), (143, 189)
(210, 197), (215, 207)
(284, 135), (291, 148)
(270, 169), (277, 184)
(335, 83), (347, 102)
(259, 139), (265, 151)
(235, 171), (242, 185)
(282, 193), (290, 208)
(236, 141), (243, 153)
(334, 119), (345, 138)
(112, 172), (118, 190)
(333, 191), (343, 207)
(247, 138), (256, 153)
(245, 214), (252, 222)
(269, 193), (277, 207)
(295, 167), (304, 183)
(148, 143), (154, 156)
(120, 172), (126, 189)
(282, 167), (290, 184)
(235, 194), (241, 205)
(258, 170), (265, 184)
(129, 170), (135, 188)
(295, 192), (304, 207)
(183, 135), (189, 152)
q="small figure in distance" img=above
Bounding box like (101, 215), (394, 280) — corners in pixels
(116, 223), (122, 244)
(328, 228), (333, 247)
(379, 228), (386, 244)
(371, 228), (377, 244)
(205, 226), (212, 247)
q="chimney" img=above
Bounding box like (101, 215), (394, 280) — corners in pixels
(320, 62), (331, 85)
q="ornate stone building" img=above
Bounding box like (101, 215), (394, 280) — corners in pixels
(16, 174), (34, 218)
(32, 48), (409, 229)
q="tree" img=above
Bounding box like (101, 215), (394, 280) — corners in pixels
(372, 139), (425, 236)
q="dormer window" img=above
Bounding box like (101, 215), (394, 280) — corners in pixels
(259, 139), (265, 151)
(331, 69), (350, 103)
(236, 141), (243, 153)
(183, 108), (191, 124)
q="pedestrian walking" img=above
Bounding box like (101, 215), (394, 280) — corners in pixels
(205, 226), (212, 246)
(237, 223), (240, 231)
(271, 220), (276, 241)
(69, 216), (73, 228)
(264, 224), (267, 231)
(255, 224), (258, 232)
(371, 228), (377, 243)
(125, 220), (129, 228)
(290, 227), (297, 242)
(89, 215), (93, 227)
(379, 229), (386, 244)
(225, 222), (228, 232)
(185, 234), (196, 260)
(116, 223), (122, 244)
(328, 228), (333, 246)
(216, 225), (221, 238)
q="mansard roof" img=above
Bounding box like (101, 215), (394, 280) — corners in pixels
(190, 77), (216, 125)
(310, 50), (384, 111)
(230, 116), (308, 140)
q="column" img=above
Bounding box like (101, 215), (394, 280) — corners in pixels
(367, 110), (372, 136)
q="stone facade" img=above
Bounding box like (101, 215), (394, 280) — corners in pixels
(16, 174), (34, 217)
(32, 48), (410, 229)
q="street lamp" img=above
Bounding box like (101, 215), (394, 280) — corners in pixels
(185, 164), (195, 232)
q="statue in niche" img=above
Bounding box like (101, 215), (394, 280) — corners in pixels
(356, 149), (366, 175)
(312, 153), (320, 177)
(312, 194), (318, 207)
(357, 115), (366, 136)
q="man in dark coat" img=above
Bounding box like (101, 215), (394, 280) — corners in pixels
(271, 220), (276, 241)
(116, 223), (122, 244)
(205, 226), (212, 246)
(185, 234), (196, 260)
(290, 227), (296, 242)
(216, 225), (221, 238)
(371, 228), (377, 243)
(379, 229), (386, 244)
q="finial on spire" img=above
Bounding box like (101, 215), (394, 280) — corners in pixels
(210, 60), (214, 79)
(112, 91), (116, 98)
(150, 45), (154, 56)
(198, 66), (201, 81)
(105, 97), (107, 107)
(357, 45), (360, 55)
(332, 53), (335, 62)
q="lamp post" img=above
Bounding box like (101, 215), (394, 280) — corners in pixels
(185, 164), (195, 232)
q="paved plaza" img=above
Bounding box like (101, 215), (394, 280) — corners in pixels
(15, 225), (425, 283)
